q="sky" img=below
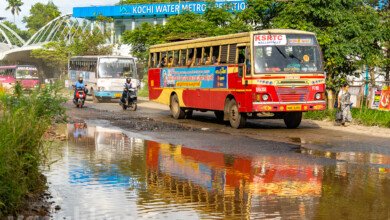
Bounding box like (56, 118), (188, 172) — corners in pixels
(0, 0), (118, 29)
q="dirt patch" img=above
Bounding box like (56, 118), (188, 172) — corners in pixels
(66, 103), (197, 132)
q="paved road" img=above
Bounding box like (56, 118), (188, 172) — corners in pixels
(81, 99), (390, 152)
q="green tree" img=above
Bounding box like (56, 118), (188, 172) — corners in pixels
(31, 30), (112, 76)
(122, 23), (166, 62)
(23, 2), (61, 35)
(238, 0), (283, 30)
(122, 4), (250, 62)
(5, 0), (23, 23)
(266, 0), (384, 108)
(380, 5), (390, 83)
(1, 21), (31, 41)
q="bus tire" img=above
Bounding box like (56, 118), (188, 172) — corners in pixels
(228, 99), (246, 129)
(214, 111), (224, 122)
(170, 94), (185, 119)
(283, 112), (302, 129)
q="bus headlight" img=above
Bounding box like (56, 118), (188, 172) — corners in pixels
(315, 93), (323, 100)
(262, 94), (270, 101)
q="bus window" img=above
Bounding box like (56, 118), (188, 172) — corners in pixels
(195, 48), (202, 66)
(149, 53), (155, 68)
(220, 45), (228, 64)
(173, 50), (179, 67)
(158, 52), (168, 68)
(187, 48), (195, 67)
(155, 53), (161, 67)
(229, 44), (237, 64)
(167, 51), (174, 68)
(203, 47), (211, 65)
(246, 47), (251, 75)
(212, 46), (220, 65)
(238, 46), (246, 64)
(179, 49), (187, 66)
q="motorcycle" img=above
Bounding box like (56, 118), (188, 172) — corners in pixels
(120, 88), (137, 111)
(73, 86), (87, 108)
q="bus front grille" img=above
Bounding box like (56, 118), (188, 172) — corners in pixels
(277, 87), (309, 102)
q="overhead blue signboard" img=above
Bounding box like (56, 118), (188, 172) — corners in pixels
(73, 1), (246, 19)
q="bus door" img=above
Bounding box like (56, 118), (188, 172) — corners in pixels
(234, 46), (251, 111)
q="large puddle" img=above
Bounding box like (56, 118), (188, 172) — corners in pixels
(46, 123), (390, 219)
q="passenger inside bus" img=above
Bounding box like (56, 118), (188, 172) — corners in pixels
(167, 56), (174, 67)
(205, 56), (212, 65)
(212, 56), (219, 65)
(186, 57), (193, 67)
(158, 56), (167, 68)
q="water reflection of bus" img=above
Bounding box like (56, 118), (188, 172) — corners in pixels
(145, 141), (323, 218)
(0, 65), (39, 90)
(68, 56), (139, 102)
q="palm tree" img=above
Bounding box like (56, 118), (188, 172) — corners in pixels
(5, 0), (23, 23)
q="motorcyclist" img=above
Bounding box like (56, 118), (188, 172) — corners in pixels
(121, 77), (133, 104)
(74, 76), (88, 99)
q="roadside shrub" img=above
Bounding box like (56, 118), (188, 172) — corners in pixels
(304, 109), (336, 121)
(351, 108), (390, 128)
(138, 75), (149, 97)
(0, 81), (66, 215)
(304, 108), (390, 128)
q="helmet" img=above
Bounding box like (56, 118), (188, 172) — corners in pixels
(126, 77), (131, 83)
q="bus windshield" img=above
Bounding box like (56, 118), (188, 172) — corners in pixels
(253, 34), (323, 74)
(15, 66), (39, 79)
(98, 58), (136, 78)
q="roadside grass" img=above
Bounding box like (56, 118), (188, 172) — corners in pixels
(138, 75), (149, 97)
(304, 108), (390, 128)
(0, 82), (66, 215)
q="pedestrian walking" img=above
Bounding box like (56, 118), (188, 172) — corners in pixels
(337, 83), (352, 126)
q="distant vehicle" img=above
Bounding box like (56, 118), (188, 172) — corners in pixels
(73, 85), (87, 108)
(0, 65), (39, 90)
(68, 56), (139, 103)
(120, 88), (137, 111)
(148, 29), (326, 128)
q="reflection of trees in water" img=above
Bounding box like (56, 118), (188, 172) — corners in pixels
(316, 165), (390, 219)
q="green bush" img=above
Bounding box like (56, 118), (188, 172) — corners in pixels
(0, 82), (66, 215)
(352, 108), (390, 128)
(304, 108), (390, 128)
(138, 75), (149, 98)
(304, 109), (337, 121)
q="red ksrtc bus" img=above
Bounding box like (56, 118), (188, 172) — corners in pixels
(148, 29), (326, 128)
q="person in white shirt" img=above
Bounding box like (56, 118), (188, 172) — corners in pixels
(337, 83), (352, 126)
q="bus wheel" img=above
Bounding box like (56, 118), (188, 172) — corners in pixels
(228, 99), (246, 129)
(283, 112), (302, 129)
(170, 94), (185, 119)
(214, 111), (224, 122)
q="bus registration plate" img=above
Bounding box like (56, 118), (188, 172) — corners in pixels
(115, 93), (121, 98)
(286, 105), (302, 111)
